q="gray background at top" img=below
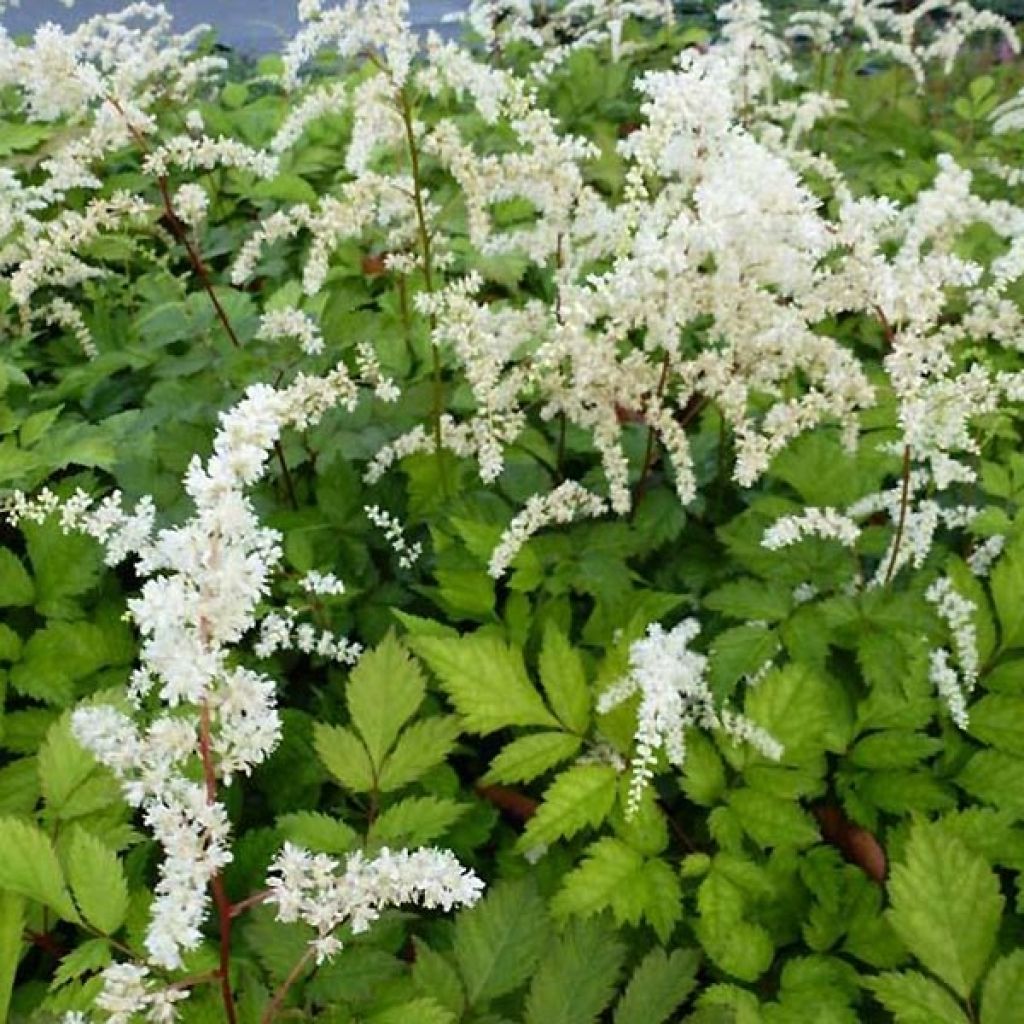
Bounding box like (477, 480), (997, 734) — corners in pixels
(3, 0), (466, 52)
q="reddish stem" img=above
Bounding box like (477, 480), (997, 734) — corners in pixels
(199, 703), (239, 1024)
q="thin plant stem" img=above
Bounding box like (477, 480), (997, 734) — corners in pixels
(261, 947), (315, 1024)
(884, 444), (912, 585)
(105, 95), (298, 510)
(198, 702), (239, 1024)
(632, 352), (672, 516)
(396, 84), (447, 493)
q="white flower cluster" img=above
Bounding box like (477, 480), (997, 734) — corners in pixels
(267, 842), (484, 964)
(365, 504), (423, 569)
(598, 620), (782, 814)
(762, 507), (861, 550)
(300, 569), (347, 596)
(488, 482), (607, 579)
(925, 575), (980, 728)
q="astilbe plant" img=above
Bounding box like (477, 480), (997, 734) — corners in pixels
(2, 0), (1024, 1020)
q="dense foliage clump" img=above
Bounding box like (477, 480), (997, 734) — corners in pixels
(2, 0), (1024, 1021)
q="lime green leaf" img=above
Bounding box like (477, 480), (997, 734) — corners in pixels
(276, 812), (357, 855)
(848, 731), (942, 770)
(553, 838), (644, 920)
(746, 664), (851, 762)
(967, 696), (1024, 756)
(377, 716), (462, 792)
(65, 830), (128, 935)
(410, 634), (559, 733)
(519, 764), (617, 851)
(368, 998), (454, 1024)
(538, 625), (591, 733)
(482, 731), (581, 785)
(886, 822), (1003, 999)
(991, 543), (1024, 651)
(23, 519), (104, 620)
(552, 838), (681, 940)
(368, 796), (466, 846)
(314, 723), (374, 793)
(38, 716), (102, 817)
(981, 951), (1024, 1024)
(347, 633), (426, 768)
(51, 937), (111, 991)
(453, 878), (550, 1006)
(681, 733), (727, 807)
(866, 971), (969, 1024)
(0, 549), (33, 607)
(412, 939), (465, 1018)
(958, 751), (1024, 817)
(728, 789), (819, 849)
(695, 868), (774, 982)
(0, 892), (24, 1023)
(524, 916), (624, 1024)
(0, 817), (79, 922)
(614, 947), (699, 1024)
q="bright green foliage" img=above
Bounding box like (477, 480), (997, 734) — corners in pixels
(886, 822), (1004, 1000)
(0, 817), (79, 922)
(411, 633), (560, 733)
(2, 6), (1024, 1023)
(519, 763), (618, 850)
(981, 951), (1024, 1024)
(866, 972), (970, 1024)
(66, 828), (129, 934)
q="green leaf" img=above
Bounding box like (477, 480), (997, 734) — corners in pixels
(314, 723), (374, 793)
(553, 838), (644, 920)
(519, 764), (618, 851)
(886, 822), (1003, 999)
(410, 634), (559, 733)
(368, 998), (454, 1024)
(552, 839), (681, 940)
(981, 951), (1024, 1024)
(524, 916), (625, 1024)
(704, 580), (792, 622)
(66, 828), (129, 934)
(866, 971), (969, 1024)
(695, 867), (774, 982)
(0, 892), (24, 1023)
(848, 731), (942, 770)
(746, 664), (851, 762)
(453, 878), (550, 1007)
(728, 789), (819, 849)
(538, 625), (591, 733)
(614, 947), (700, 1024)
(991, 542), (1024, 651)
(958, 751), (1024, 817)
(38, 716), (103, 817)
(23, 519), (104, 619)
(0, 817), (79, 922)
(369, 796), (466, 846)
(51, 937), (111, 991)
(347, 634), (426, 767)
(482, 731), (582, 785)
(412, 939), (465, 1017)
(377, 716), (462, 792)
(276, 812), (357, 855)
(681, 733), (727, 807)
(0, 549), (33, 607)
(0, 623), (22, 662)
(967, 696), (1024, 756)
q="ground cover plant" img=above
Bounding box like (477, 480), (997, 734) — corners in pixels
(3, 0), (1024, 1020)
